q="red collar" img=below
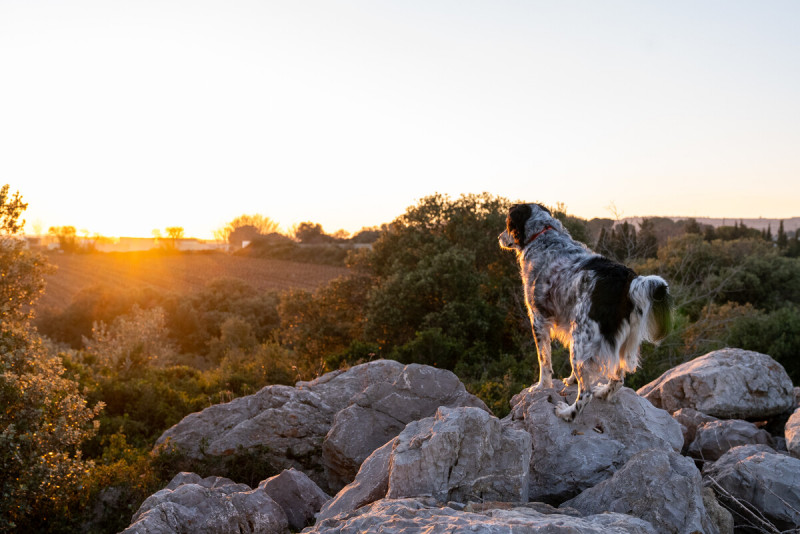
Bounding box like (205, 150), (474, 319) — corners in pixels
(525, 225), (554, 247)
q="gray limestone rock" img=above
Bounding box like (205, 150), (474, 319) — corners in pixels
(688, 419), (773, 462)
(504, 382), (683, 502)
(563, 449), (717, 534)
(307, 498), (657, 533)
(387, 406), (531, 503)
(704, 444), (800, 531)
(316, 439), (394, 523)
(638, 348), (794, 419)
(322, 363), (487, 490)
(259, 468), (330, 531)
(672, 407), (719, 452)
(122, 472), (288, 534)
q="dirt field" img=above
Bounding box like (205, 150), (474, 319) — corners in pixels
(36, 251), (350, 311)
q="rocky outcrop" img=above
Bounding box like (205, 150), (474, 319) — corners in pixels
(122, 472), (288, 534)
(505, 382), (683, 502)
(638, 348), (794, 418)
(563, 449), (717, 534)
(704, 445), (800, 531)
(259, 468), (329, 531)
(688, 419), (773, 461)
(155, 360), (486, 492)
(128, 350), (800, 534)
(307, 498), (658, 534)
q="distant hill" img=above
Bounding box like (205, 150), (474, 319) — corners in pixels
(619, 216), (800, 234)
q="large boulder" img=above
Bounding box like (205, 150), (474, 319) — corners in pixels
(563, 449), (717, 534)
(259, 468), (330, 531)
(121, 472), (288, 534)
(307, 498), (658, 533)
(155, 360), (486, 492)
(387, 406), (531, 503)
(504, 382), (683, 502)
(704, 445), (800, 531)
(155, 384), (335, 487)
(638, 348), (794, 419)
(322, 363), (488, 490)
(688, 419), (773, 462)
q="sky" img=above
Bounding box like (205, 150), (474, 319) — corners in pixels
(2, 1), (799, 239)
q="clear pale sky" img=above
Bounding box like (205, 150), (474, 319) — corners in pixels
(2, 1), (799, 239)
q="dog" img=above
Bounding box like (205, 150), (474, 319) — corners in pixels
(499, 203), (671, 422)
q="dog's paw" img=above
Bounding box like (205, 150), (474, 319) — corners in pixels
(527, 380), (553, 393)
(562, 374), (577, 386)
(555, 401), (575, 422)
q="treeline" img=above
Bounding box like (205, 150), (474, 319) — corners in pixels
(4, 187), (800, 532)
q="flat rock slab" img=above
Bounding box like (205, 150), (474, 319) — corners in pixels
(638, 348), (794, 419)
(307, 498), (657, 534)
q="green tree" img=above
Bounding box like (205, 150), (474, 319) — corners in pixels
(777, 220), (788, 249)
(0, 186), (101, 530)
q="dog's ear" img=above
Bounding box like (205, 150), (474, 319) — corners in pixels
(501, 204), (532, 249)
(508, 204), (532, 245)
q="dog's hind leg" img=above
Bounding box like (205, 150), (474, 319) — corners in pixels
(530, 317), (554, 390)
(555, 363), (593, 422)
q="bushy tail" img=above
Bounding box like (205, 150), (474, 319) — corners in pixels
(630, 275), (672, 343)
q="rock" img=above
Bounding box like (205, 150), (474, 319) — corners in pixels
(785, 408), (800, 459)
(122, 472), (288, 534)
(307, 498), (658, 533)
(504, 382), (683, 502)
(387, 406), (531, 503)
(638, 348), (794, 419)
(672, 408), (719, 452)
(702, 487), (734, 534)
(156, 384), (335, 489)
(317, 439), (394, 523)
(688, 419), (773, 462)
(704, 444), (800, 531)
(322, 363), (487, 490)
(563, 449), (717, 534)
(259, 468), (330, 531)
(155, 360), (486, 493)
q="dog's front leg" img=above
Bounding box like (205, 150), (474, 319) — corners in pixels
(530, 317), (554, 391)
(555, 362), (593, 422)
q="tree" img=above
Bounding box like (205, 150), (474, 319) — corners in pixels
(0, 185), (101, 529)
(164, 226), (184, 249)
(777, 220), (788, 249)
(293, 221), (333, 243)
(216, 214), (280, 244)
(48, 225), (79, 252)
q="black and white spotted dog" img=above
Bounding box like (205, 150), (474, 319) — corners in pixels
(499, 203), (672, 422)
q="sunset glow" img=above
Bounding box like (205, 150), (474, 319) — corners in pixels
(3, 1), (799, 239)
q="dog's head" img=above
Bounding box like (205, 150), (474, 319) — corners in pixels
(499, 203), (560, 252)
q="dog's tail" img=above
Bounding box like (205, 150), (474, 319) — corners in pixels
(629, 275), (672, 343)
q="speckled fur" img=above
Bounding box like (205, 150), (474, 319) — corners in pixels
(499, 203), (671, 422)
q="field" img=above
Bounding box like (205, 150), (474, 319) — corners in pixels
(36, 251), (350, 312)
